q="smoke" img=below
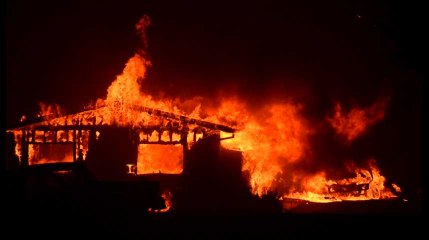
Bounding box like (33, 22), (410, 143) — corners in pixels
(135, 15), (151, 52)
(326, 97), (389, 142)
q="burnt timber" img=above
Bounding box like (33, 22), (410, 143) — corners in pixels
(8, 104), (236, 167)
(5, 105), (249, 214)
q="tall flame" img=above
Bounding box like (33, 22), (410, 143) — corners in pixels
(105, 54), (152, 126)
(219, 101), (311, 195)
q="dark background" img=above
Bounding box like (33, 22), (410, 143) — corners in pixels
(5, 1), (423, 202)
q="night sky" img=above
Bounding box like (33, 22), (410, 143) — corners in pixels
(5, 1), (423, 199)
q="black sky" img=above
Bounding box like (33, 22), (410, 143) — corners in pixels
(5, 0), (423, 199)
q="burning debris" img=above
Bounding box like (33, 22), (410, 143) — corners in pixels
(6, 15), (403, 213)
(284, 159), (400, 203)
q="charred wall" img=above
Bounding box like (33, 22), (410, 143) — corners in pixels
(85, 127), (138, 181)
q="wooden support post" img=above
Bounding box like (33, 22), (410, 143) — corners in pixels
(78, 130), (81, 149)
(77, 130), (81, 161)
(72, 130), (77, 162)
(21, 130), (29, 167)
(181, 128), (189, 154)
(65, 117), (69, 142)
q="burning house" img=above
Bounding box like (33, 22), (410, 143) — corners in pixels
(5, 4), (419, 220)
(6, 98), (261, 213)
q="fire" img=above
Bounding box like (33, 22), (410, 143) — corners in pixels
(219, 101), (311, 195)
(215, 99), (398, 202)
(105, 54), (153, 126)
(11, 103), (78, 165)
(103, 15), (186, 129)
(13, 132), (22, 162)
(392, 183), (402, 193)
(148, 191), (173, 213)
(160, 191), (173, 212)
(37, 102), (63, 120)
(28, 144), (73, 165)
(9, 15), (402, 208)
(326, 98), (388, 142)
(102, 52), (190, 174)
(285, 159), (398, 203)
(137, 145), (183, 174)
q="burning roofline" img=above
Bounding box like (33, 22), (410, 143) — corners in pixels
(7, 104), (237, 133)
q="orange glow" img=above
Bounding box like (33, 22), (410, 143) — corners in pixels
(8, 16), (402, 209)
(105, 54), (152, 126)
(37, 102), (63, 120)
(10, 46), (400, 207)
(220, 101), (311, 195)
(137, 145), (183, 174)
(28, 144), (74, 165)
(285, 159), (398, 202)
(326, 98), (388, 142)
(160, 191), (173, 212)
(13, 132), (22, 162)
(392, 183), (402, 193)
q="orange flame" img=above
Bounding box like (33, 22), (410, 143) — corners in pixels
(105, 54), (152, 126)
(28, 144), (73, 165)
(326, 98), (388, 142)
(219, 100), (311, 195)
(160, 191), (173, 212)
(137, 145), (183, 174)
(37, 102), (63, 120)
(285, 159), (398, 203)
